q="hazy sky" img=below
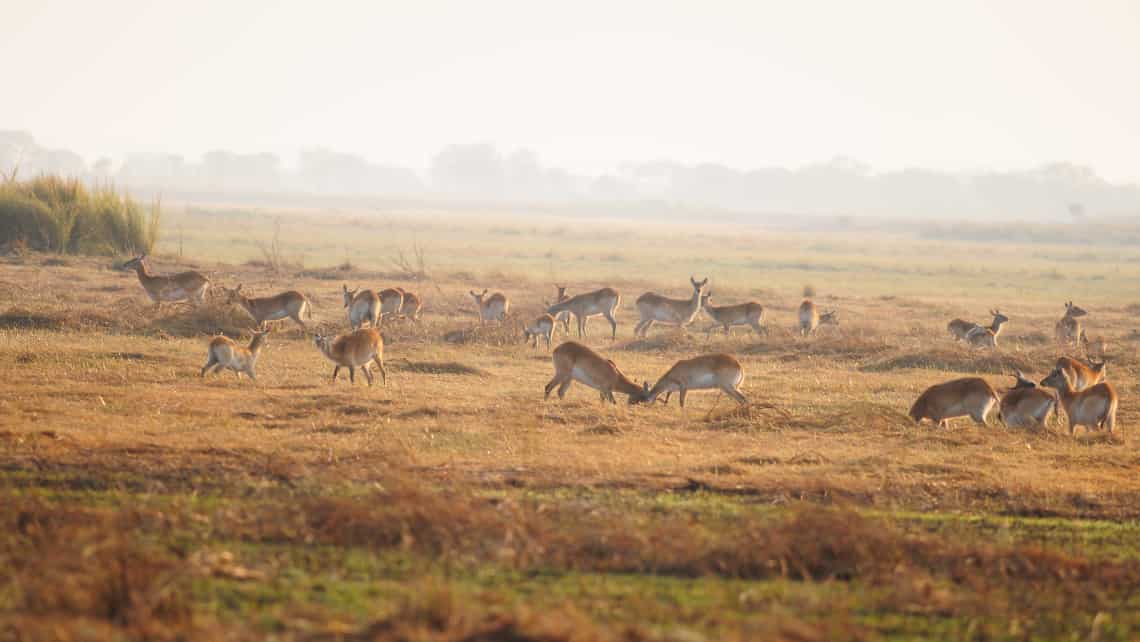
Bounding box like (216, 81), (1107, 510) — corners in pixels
(4, 1), (1139, 180)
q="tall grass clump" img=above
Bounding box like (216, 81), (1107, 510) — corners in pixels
(0, 175), (161, 255)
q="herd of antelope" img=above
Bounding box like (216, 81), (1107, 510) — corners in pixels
(119, 254), (1121, 433)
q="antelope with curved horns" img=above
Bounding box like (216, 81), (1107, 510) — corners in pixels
(700, 293), (766, 337)
(222, 284), (311, 330)
(394, 288), (422, 321)
(798, 299), (838, 336)
(546, 287), (621, 339)
(544, 341), (647, 404)
(909, 377), (1000, 428)
(470, 289), (509, 324)
(1054, 356), (1107, 392)
(343, 285), (380, 330)
(998, 370), (1057, 429)
(200, 330), (269, 381)
(1040, 366), (1117, 435)
(122, 255), (210, 310)
(1055, 301), (1087, 345)
(377, 287), (404, 321)
(642, 353), (747, 408)
(523, 313), (556, 350)
(313, 328), (387, 386)
(633, 276), (708, 337)
(965, 309), (1009, 349)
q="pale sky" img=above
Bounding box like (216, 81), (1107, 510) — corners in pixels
(3, 1), (1139, 180)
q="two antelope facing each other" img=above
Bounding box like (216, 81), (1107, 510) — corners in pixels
(343, 285), (423, 330)
(947, 309), (1009, 348)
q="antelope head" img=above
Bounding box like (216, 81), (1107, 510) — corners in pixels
(342, 285), (357, 308)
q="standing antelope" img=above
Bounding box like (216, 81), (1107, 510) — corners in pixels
(122, 255), (210, 310)
(523, 313), (556, 350)
(546, 287), (621, 339)
(998, 371), (1057, 429)
(544, 341), (647, 404)
(343, 285), (380, 330)
(909, 377), (1000, 428)
(200, 330), (269, 381)
(377, 287), (405, 321)
(551, 284), (571, 333)
(700, 294), (766, 336)
(313, 328), (387, 386)
(395, 288), (422, 321)
(1053, 356), (1106, 391)
(798, 299), (838, 336)
(1055, 301), (1087, 345)
(470, 289), (509, 324)
(222, 284), (311, 330)
(1040, 366), (1117, 435)
(633, 276), (708, 337)
(965, 310), (1009, 349)
(642, 353), (747, 408)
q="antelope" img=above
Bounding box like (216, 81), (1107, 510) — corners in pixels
(908, 377), (1000, 428)
(700, 294), (766, 337)
(313, 328), (387, 386)
(394, 288), (422, 321)
(343, 285), (380, 330)
(642, 353), (747, 408)
(221, 284), (311, 330)
(470, 289), (509, 324)
(1053, 356), (1106, 391)
(1040, 366), (1117, 435)
(947, 318), (981, 341)
(965, 310), (1009, 349)
(1055, 301), (1087, 344)
(998, 371), (1057, 429)
(551, 284), (571, 333)
(546, 287), (621, 339)
(544, 341), (647, 404)
(523, 313), (556, 350)
(377, 288), (405, 321)
(122, 255), (210, 309)
(633, 276), (708, 337)
(200, 330), (269, 381)
(1079, 330), (1108, 360)
(798, 299), (838, 336)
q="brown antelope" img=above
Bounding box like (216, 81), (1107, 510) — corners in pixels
(998, 371), (1057, 429)
(633, 276), (708, 337)
(798, 299), (838, 336)
(700, 294), (766, 336)
(909, 377), (1000, 428)
(546, 287), (621, 339)
(947, 318), (981, 341)
(523, 313), (556, 350)
(551, 284), (571, 333)
(122, 255), (210, 309)
(1053, 356), (1106, 391)
(395, 288), (422, 321)
(222, 284), (311, 330)
(200, 330), (269, 381)
(1079, 330), (1109, 360)
(1040, 366), (1117, 435)
(377, 288), (405, 320)
(1055, 301), (1087, 344)
(313, 328), (387, 386)
(343, 285), (380, 330)
(642, 353), (747, 408)
(544, 341), (647, 404)
(470, 289), (509, 324)
(965, 310), (1009, 349)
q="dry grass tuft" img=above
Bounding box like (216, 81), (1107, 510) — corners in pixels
(861, 346), (1036, 374)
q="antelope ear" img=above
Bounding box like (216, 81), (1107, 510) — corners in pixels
(701, 278), (709, 286)
(469, 290), (477, 297)
(482, 289), (488, 296)
(236, 283), (243, 292)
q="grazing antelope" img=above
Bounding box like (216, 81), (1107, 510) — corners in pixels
(394, 288), (422, 321)
(1053, 356), (1106, 392)
(633, 276), (708, 337)
(343, 285), (380, 330)
(998, 371), (1057, 429)
(313, 328), (387, 386)
(965, 310), (1009, 349)
(909, 377), (1000, 428)
(1040, 366), (1117, 435)
(377, 287), (405, 321)
(1055, 301), (1087, 344)
(642, 353), (747, 408)
(700, 294), (766, 337)
(200, 330), (269, 381)
(470, 289), (509, 324)
(947, 318), (981, 341)
(544, 341), (647, 404)
(551, 284), (571, 333)
(523, 313), (556, 350)
(798, 299), (838, 336)
(222, 284), (311, 330)
(122, 255), (210, 309)
(546, 287), (622, 339)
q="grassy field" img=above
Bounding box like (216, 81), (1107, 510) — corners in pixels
(2, 203), (1140, 640)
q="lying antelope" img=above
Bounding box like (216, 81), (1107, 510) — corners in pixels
(909, 377), (1000, 428)
(1053, 356), (1107, 392)
(122, 255), (210, 309)
(378, 287), (405, 321)
(313, 328), (387, 386)
(544, 341), (646, 404)
(222, 284), (310, 330)
(998, 371), (1056, 429)
(1040, 366), (1117, 435)
(700, 294), (765, 336)
(551, 284), (571, 333)
(546, 287), (621, 339)
(200, 330), (269, 381)
(1055, 301), (1087, 345)
(470, 289), (509, 324)
(343, 285), (380, 330)
(642, 353), (747, 408)
(965, 310), (1009, 349)
(798, 299), (838, 336)
(523, 313), (556, 350)
(633, 276), (707, 337)
(395, 288), (422, 321)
